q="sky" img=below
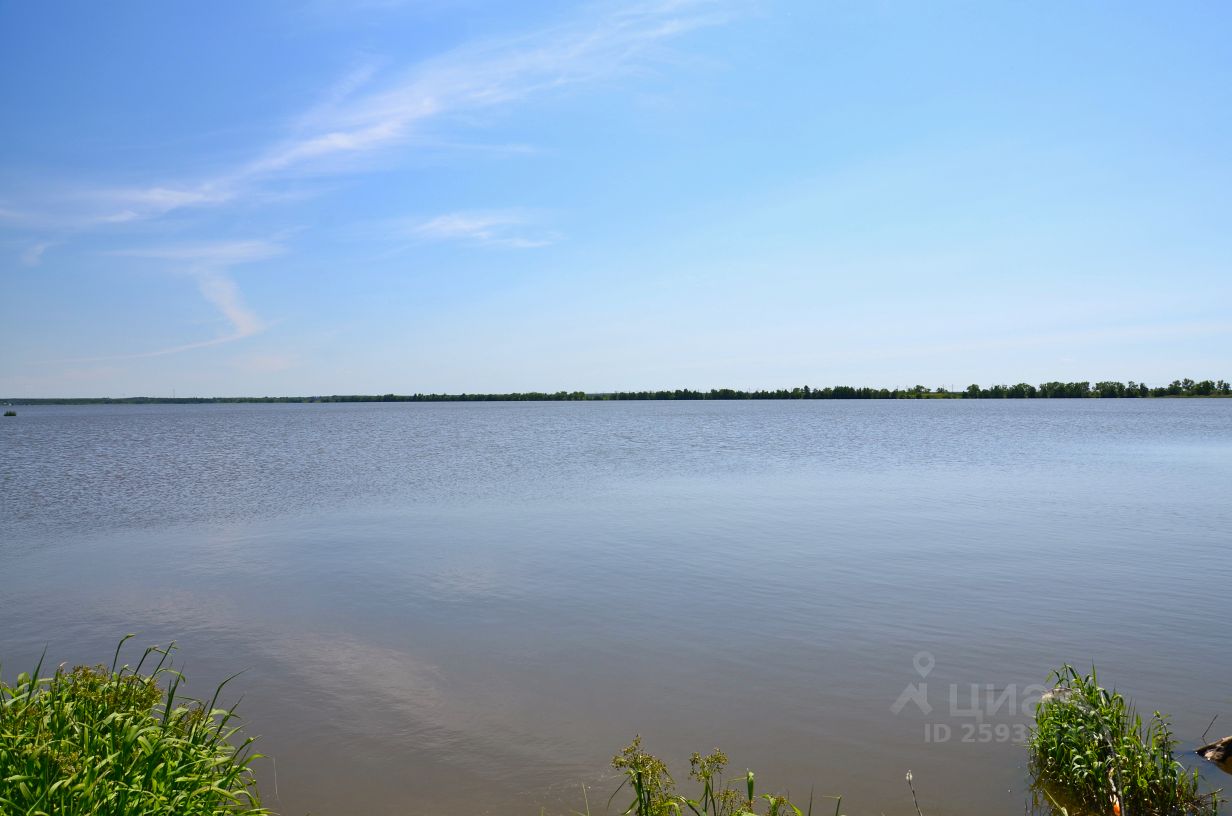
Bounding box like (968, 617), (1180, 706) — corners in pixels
(1, 0), (1229, 397)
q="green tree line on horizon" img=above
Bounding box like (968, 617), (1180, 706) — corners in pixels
(5, 378), (1229, 404)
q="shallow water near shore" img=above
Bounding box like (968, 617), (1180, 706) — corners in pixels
(2, 399), (1229, 814)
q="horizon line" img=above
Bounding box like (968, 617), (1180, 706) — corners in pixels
(4, 377), (1230, 404)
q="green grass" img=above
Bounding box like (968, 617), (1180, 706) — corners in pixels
(0, 636), (268, 816)
(607, 736), (866, 816)
(1029, 665), (1219, 816)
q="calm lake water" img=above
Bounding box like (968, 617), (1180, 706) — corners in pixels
(2, 400), (1230, 814)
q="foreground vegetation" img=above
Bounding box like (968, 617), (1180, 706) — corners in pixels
(0, 637), (267, 816)
(3, 644), (1223, 816)
(609, 736), (887, 816)
(4, 377), (1229, 404)
(1030, 666), (1219, 816)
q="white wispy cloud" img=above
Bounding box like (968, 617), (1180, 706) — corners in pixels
(193, 270), (265, 338)
(78, 240), (286, 360)
(408, 210), (558, 249)
(110, 239), (284, 265)
(292, 61), (382, 131)
(19, 0), (734, 226)
(20, 241), (53, 266)
(5, 1), (735, 373)
(91, 185), (237, 223)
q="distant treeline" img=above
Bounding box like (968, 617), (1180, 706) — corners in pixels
(5, 378), (1229, 404)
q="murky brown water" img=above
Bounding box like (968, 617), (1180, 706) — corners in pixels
(2, 400), (1229, 814)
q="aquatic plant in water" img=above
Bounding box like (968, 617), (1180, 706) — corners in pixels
(1029, 665), (1219, 816)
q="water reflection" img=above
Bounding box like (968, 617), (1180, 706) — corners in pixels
(2, 400), (1229, 814)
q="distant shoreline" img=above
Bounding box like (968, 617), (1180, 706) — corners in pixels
(5, 378), (1229, 404)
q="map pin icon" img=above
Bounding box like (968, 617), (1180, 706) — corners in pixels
(913, 651), (935, 678)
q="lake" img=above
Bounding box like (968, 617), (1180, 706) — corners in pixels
(2, 399), (1229, 814)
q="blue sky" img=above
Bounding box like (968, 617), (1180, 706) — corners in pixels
(1, 0), (1229, 396)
